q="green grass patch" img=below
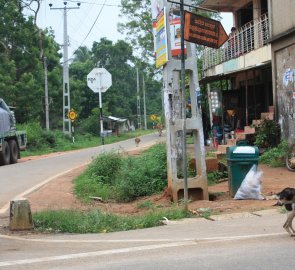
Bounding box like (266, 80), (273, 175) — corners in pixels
(74, 143), (168, 202)
(207, 171), (228, 186)
(137, 200), (155, 210)
(260, 140), (288, 167)
(33, 207), (192, 233)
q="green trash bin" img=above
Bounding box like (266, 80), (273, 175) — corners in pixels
(226, 145), (259, 197)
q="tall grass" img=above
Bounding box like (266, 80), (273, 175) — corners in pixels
(74, 143), (167, 202)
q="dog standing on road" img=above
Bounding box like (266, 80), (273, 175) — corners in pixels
(276, 187), (295, 236)
(134, 137), (141, 147)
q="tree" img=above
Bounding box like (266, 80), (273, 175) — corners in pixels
(0, 0), (61, 125)
(68, 38), (162, 133)
(119, 0), (154, 61)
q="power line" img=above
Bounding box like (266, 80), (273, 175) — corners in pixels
(69, 0), (108, 60)
(67, 0), (121, 7)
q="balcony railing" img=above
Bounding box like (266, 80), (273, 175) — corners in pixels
(202, 14), (269, 71)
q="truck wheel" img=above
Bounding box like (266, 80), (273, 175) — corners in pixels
(0, 141), (11, 165)
(9, 140), (18, 164)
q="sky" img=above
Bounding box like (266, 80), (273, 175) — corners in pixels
(36, 0), (233, 59)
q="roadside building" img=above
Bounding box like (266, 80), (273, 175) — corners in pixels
(103, 116), (128, 136)
(199, 0), (273, 148)
(268, 0), (295, 143)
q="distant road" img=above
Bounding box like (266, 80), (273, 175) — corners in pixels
(0, 133), (164, 213)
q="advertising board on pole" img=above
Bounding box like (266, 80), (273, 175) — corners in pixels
(151, 0), (186, 67)
(168, 8), (187, 57)
(155, 8), (168, 68)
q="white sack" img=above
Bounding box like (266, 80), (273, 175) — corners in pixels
(234, 164), (264, 200)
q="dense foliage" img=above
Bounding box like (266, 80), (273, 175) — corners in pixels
(260, 140), (289, 167)
(0, 0), (62, 125)
(254, 119), (281, 149)
(0, 1), (162, 133)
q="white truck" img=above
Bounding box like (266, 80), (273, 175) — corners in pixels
(0, 98), (27, 165)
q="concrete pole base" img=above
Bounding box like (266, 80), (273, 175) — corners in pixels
(9, 198), (34, 231)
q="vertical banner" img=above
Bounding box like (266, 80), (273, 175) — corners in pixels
(155, 8), (168, 68)
(168, 8), (186, 56)
(151, 1), (185, 67)
(151, 0), (164, 57)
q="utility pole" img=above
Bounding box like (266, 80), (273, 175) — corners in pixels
(179, 0), (188, 209)
(161, 0), (209, 204)
(136, 68), (141, 129)
(143, 74), (147, 130)
(49, 2), (81, 134)
(44, 57), (49, 131)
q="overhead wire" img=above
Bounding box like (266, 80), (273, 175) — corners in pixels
(66, 0), (122, 7)
(67, 0), (108, 61)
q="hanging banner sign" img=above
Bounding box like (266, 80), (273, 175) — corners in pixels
(169, 12), (187, 56)
(151, 1), (185, 65)
(155, 8), (168, 68)
(184, 11), (228, 49)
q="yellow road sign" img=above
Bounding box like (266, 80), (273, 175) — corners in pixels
(68, 109), (77, 122)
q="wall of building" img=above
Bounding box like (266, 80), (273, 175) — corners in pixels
(272, 35), (295, 143)
(269, 0), (295, 36)
(270, 0), (295, 142)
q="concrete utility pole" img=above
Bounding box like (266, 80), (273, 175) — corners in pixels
(162, 0), (209, 203)
(136, 68), (142, 129)
(143, 75), (147, 130)
(44, 57), (49, 131)
(49, 2), (81, 134)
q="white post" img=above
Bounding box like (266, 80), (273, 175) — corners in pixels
(99, 72), (104, 145)
(136, 68), (141, 129)
(143, 75), (147, 130)
(49, 2), (81, 134)
(44, 57), (49, 131)
(63, 6), (71, 135)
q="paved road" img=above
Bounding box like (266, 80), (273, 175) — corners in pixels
(0, 209), (294, 269)
(0, 134), (294, 269)
(0, 133), (164, 214)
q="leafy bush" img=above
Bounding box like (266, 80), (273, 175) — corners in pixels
(260, 140), (289, 167)
(77, 109), (100, 135)
(75, 143), (167, 202)
(116, 144), (167, 202)
(22, 122), (45, 149)
(254, 119), (281, 149)
(87, 152), (123, 185)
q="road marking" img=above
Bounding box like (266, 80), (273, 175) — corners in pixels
(0, 241), (194, 267)
(0, 163), (89, 215)
(0, 232), (287, 267)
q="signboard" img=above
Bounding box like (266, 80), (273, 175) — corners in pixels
(169, 9), (186, 56)
(67, 109), (77, 122)
(87, 68), (112, 93)
(155, 8), (168, 68)
(151, 1), (186, 61)
(184, 11), (228, 49)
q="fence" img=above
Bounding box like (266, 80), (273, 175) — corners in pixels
(202, 14), (270, 71)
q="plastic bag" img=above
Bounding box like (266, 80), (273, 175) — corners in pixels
(234, 164), (264, 200)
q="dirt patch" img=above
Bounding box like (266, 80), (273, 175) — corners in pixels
(25, 146), (294, 216)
